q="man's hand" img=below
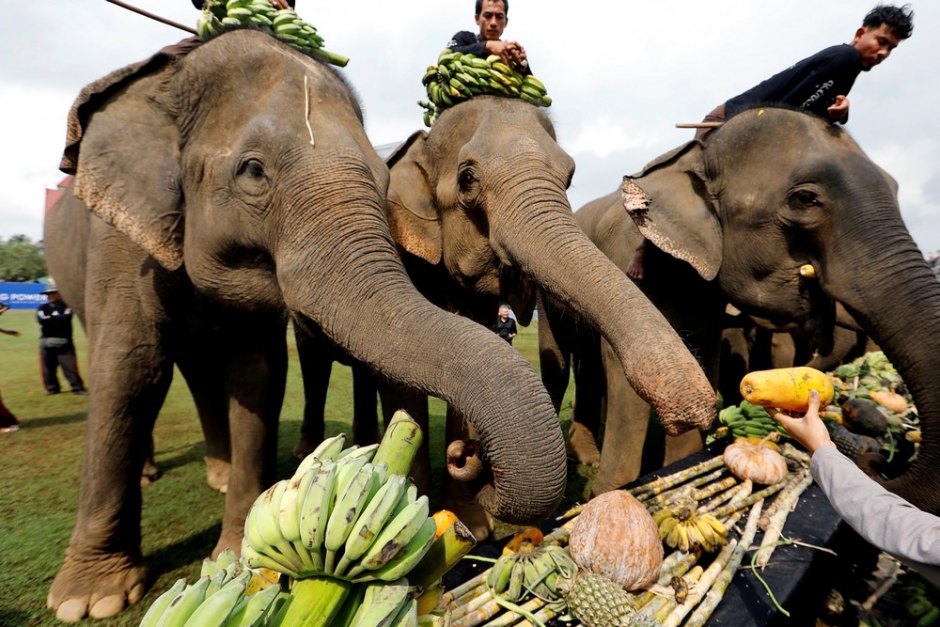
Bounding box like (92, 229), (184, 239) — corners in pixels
(828, 95), (849, 121)
(0, 328), (20, 337)
(770, 390), (836, 455)
(270, 0), (291, 9)
(484, 40), (527, 68)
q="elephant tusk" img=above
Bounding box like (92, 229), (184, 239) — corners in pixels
(799, 264), (817, 279)
(446, 439), (487, 483)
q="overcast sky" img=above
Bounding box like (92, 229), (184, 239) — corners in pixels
(2, 1), (938, 255)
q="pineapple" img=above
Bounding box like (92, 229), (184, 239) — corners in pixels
(557, 572), (639, 627)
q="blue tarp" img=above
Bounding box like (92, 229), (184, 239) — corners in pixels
(0, 283), (49, 310)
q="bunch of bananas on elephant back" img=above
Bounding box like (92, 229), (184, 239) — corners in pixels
(418, 49), (551, 127)
(197, 0), (349, 67)
(137, 411), (476, 627)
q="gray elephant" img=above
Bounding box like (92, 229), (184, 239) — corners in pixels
(293, 96), (719, 538)
(43, 31), (571, 622)
(540, 106), (940, 505)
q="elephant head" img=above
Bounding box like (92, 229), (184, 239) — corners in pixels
(70, 31), (566, 525)
(383, 96), (717, 441)
(625, 106), (940, 513)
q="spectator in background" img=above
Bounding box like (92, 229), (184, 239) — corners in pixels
(495, 305), (518, 344)
(1, 301), (21, 433)
(36, 282), (86, 396)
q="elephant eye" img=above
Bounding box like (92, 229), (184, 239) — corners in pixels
(791, 190), (820, 207)
(240, 158), (266, 180)
(458, 168), (478, 193)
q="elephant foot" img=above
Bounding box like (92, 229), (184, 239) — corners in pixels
(48, 548), (147, 622)
(212, 527), (244, 560)
(140, 456), (161, 487)
(442, 478), (493, 543)
(204, 456), (230, 494)
(292, 436), (318, 461)
(566, 422), (601, 466)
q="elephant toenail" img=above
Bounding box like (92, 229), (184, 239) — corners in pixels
(89, 594), (125, 619)
(56, 598), (89, 623)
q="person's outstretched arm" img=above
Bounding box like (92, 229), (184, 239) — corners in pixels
(773, 392), (940, 584)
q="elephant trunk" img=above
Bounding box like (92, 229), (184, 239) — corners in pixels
(823, 217), (940, 514)
(277, 194), (567, 524)
(489, 185), (717, 435)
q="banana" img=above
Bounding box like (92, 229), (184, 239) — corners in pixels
(336, 474), (408, 576)
(372, 412), (423, 477)
(243, 494), (300, 575)
(437, 51), (457, 65)
(140, 578), (187, 627)
(279, 463), (317, 543)
(271, 9), (298, 26)
(224, 583), (281, 627)
(156, 576), (211, 627)
(422, 67), (438, 87)
(182, 571), (248, 627)
(337, 443), (380, 462)
(348, 495), (430, 576)
(524, 75), (546, 91)
(684, 521), (706, 552)
(387, 599), (419, 627)
(506, 558), (526, 601)
(226, 0), (250, 9)
(324, 461), (376, 574)
(520, 84), (545, 100)
(364, 517), (437, 583)
(205, 568), (228, 599)
(351, 580), (411, 627)
(449, 78), (472, 98)
(487, 556), (512, 593)
(455, 72), (480, 87)
(253, 480), (309, 574)
(677, 522), (691, 553)
(491, 61), (513, 75)
(239, 542), (294, 577)
(700, 513), (727, 539)
(658, 516), (678, 540)
(299, 461), (338, 569)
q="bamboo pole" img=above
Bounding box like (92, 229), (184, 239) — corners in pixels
(675, 122), (724, 129)
(105, 0), (199, 34)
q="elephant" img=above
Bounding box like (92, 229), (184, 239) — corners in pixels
(292, 95), (719, 539)
(42, 31), (572, 622)
(539, 106), (940, 505)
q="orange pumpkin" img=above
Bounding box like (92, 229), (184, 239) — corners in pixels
(568, 490), (663, 591)
(723, 437), (788, 485)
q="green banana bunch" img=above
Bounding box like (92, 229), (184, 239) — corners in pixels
(719, 402), (788, 440)
(241, 413), (436, 584)
(419, 49), (552, 127)
(343, 579), (418, 627)
(486, 544), (577, 604)
(197, 0), (349, 67)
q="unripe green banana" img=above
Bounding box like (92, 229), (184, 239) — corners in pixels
(140, 578), (187, 627)
(298, 460), (338, 568)
(350, 579), (411, 627)
(156, 576), (211, 627)
(324, 461), (377, 574)
(348, 495), (430, 576)
(337, 473), (408, 574)
(224, 582), (282, 627)
(361, 517), (437, 583)
(182, 571), (248, 626)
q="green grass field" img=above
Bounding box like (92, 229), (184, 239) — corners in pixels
(0, 309), (584, 626)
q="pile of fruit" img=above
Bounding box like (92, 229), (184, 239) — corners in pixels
(418, 50), (551, 127)
(138, 411), (474, 626)
(196, 0), (349, 67)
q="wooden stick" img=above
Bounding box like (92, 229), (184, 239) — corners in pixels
(675, 122), (724, 129)
(104, 0), (199, 34)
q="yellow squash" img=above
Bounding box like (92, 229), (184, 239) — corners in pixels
(740, 367), (834, 412)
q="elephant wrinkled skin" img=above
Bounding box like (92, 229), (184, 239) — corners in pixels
(43, 32), (567, 622)
(541, 107), (940, 503)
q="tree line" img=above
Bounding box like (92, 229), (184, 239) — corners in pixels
(0, 235), (47, 282)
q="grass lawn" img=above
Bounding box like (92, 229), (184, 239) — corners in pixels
(0, 309), (586, 626)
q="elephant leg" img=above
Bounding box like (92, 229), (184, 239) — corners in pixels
(377, 381), (430, 496)
(592, 338), (649, 495)
(293, 326), (332, 460)
(568, 345), (605, 466)
(717, 327), (750, 407)
(140, 434), (161, 487)
(441, 406), (492, 541)
(49, 303), (173, 622)
(214, 317), (287, 559)
(353, 362), (381, 446)
(537, 293), (572, 413)
(176, 335), (231, 494)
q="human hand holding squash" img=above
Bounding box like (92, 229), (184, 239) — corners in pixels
(770, 390), (836, 454)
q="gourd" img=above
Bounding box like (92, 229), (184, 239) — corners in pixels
(869, 389), (909, 414)
(567, 490), (663, 591)
(740, 367), (834, 412)
(723, 434), (789, 485)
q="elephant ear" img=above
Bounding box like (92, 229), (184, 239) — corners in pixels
(621, 140), (721, 281)
(385, 130), (442, 265)
(67, 60), (185, 271)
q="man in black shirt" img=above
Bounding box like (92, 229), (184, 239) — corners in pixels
(36, 283), (86, 395)
(695, 4), (914, 141)
(627, 4), (914, 281)
(495, 305), (518, 344)
(0, 300), (21, 432)
(447, 0), (531, 75)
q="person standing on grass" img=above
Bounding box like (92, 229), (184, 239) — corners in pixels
(36, 282), (87, 396)
(495, 305), (518, 344)
(0, 301), (21, 433)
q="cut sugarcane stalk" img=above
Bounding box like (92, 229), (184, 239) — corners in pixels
(479, 597), (546, 627)
(692, 475), (738, 501)
(755, 471), (813, 569)
(635, 551), (700, 608)
(710, 481), (784, 520)
(440, 569), (492, 608)
(651, 565), (705, 623)
(630, 457), (726, 502)
(682, 500), (765, 627)
(450, 589), (494, 622)
(758, 471), (808, 531)
(660, 539), (738, 627)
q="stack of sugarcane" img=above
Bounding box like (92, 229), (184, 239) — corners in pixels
(418, 50), (551, 127)
(197, 0), (349, 67)
(439, 448), (815, 627)
(137, 411), (476, 627)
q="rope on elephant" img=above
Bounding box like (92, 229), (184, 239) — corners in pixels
(418, 50), (551, 127)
